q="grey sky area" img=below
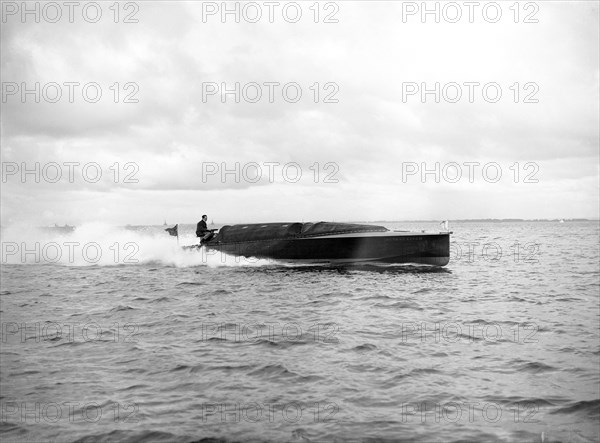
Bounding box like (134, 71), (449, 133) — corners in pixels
(1, 1), (598, 225)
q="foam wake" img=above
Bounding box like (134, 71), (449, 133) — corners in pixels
(0, 223), (272, 268)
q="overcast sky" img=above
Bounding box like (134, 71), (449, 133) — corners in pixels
(1, 1), (598, 225)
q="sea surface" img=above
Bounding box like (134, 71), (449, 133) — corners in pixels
(1, 221), (599, 442)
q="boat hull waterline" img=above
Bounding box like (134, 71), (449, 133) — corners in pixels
(186, 222), (451, 266)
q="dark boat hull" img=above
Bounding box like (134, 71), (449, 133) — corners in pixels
(205, 232), (450, 266)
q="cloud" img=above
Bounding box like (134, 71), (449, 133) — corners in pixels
(1, 1), (598, 225)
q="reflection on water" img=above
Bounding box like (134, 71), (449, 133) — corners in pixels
(260, 263), (453, 274)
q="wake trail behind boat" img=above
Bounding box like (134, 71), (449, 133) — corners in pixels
(0, 223), (273, 268)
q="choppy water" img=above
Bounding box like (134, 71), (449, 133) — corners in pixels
(1, 221), (599, 442)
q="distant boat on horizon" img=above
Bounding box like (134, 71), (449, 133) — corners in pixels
(40, 224), (75, 233)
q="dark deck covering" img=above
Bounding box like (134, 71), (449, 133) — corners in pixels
(215, 223), (303, 243)
(214, 222), (388, 243)
(299, 222), (388, 237)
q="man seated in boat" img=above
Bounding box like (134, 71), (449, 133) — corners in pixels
(196, 214), (216, 244)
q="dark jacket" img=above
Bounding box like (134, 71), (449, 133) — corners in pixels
(196, 220), (208, 237)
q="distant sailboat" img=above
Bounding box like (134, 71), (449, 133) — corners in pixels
(559, 219), (565, 223)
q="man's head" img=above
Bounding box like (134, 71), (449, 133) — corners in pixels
(202, 215), (207, 221)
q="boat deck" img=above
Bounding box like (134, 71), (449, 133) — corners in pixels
(300, 230), (452, 239)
